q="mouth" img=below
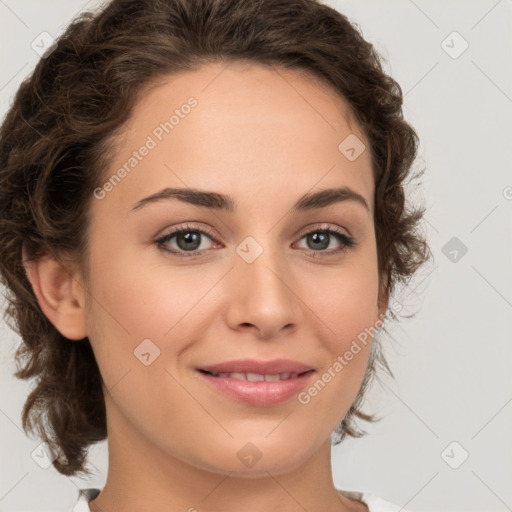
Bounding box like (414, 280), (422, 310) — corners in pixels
(195, 359), (316, 406)
(198, 369), (314, 381)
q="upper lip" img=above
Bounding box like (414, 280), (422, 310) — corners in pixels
(198, 358), (315, 375)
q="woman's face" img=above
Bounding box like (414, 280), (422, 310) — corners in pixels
(82, 61), (386, 476)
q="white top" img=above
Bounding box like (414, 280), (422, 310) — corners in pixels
(72, 488), (409, 511)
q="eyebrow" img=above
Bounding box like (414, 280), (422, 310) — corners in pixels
(130, 186), (369, 213)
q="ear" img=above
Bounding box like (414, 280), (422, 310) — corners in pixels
(22, 245), (88, 340)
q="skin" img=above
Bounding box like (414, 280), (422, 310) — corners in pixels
(24, 61), (388, 512)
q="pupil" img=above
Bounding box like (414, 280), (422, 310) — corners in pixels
(309, 232), (328, 250)
(178, 232), (200, 251)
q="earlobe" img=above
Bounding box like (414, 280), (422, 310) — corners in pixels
(21, 246), (88, 340)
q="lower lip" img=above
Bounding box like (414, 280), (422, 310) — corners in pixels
(197, 371), (315, 406)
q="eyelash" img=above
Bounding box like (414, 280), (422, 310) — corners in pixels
(154, 223), (356, 258)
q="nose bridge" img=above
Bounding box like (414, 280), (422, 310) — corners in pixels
(237, 236), (287, 298)
(236, 236), (287, 286)
(226, 233), (302, 337)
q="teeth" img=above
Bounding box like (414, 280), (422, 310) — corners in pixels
(246, 372), (265, 382)
(209, 371), (302, 381)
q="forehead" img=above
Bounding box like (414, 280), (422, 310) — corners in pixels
(131, 59), (364, 144)
(97, 60), (374, 217)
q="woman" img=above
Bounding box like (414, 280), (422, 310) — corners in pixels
(0, 0), (430, 510)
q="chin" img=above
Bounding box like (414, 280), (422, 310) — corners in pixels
(188, 435), (320, 478)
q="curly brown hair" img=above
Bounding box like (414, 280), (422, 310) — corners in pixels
(0, 0), (430, 476)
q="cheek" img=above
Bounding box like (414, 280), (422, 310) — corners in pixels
(300, 254), (380, 382)
(83, 239), (229, 390)
(302, 255), (381, 339)
(85, 237), (204, 338)
(296, 267), (379, 418)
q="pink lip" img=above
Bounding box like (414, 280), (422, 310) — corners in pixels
(196, 358), (315, 406)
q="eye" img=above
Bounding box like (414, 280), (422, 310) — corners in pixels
(154, 223), (218, 257)
(154, 223), (356, 258)
(294, 225), (356, 257)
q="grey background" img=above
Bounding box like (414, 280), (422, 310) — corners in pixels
(1, 1), (511, 511)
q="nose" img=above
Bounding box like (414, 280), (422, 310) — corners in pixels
(224, 244), (303, 340)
